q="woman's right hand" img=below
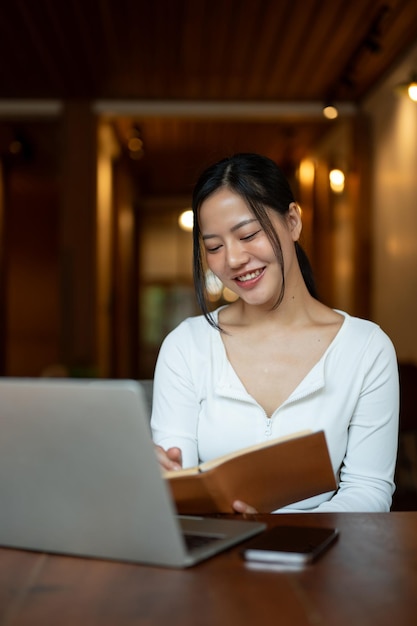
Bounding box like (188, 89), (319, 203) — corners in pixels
(154, 445), (183, 471)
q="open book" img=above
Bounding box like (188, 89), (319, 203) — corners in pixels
(164, 430), (337, 514)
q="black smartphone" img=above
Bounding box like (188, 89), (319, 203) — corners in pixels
(241, 525), (339, 565)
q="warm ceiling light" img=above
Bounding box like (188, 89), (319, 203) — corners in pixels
(127, 126), (144, 160)
(394, 73), (417, 102)
(329, 169), (345, 193)
(298, 159), (315, 187)
(408, 81), (417, 102)
(178, 209), (194, 231)
(323, 104), (339, 120)
(128, 137), (143, 152)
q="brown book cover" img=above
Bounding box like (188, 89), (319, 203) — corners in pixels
(164, 430), (337, 514)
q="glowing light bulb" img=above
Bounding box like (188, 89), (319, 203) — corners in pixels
(323, 105), (339, 120)
(178, 209), (194, 231)
(329, 169), (345, 193)
(408, 82), (417, 102)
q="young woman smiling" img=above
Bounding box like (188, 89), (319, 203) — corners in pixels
(151, 153), (399, 513)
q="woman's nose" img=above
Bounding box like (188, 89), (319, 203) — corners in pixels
(225, 241), (249, 268)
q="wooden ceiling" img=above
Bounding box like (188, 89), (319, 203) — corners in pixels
(1, 0), (417, 196)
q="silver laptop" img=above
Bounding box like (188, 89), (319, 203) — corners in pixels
(0, 378), (265, 568)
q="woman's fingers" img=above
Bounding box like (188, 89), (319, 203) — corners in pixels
(154, 445), (183, 470)
(232, 500), (258, 515)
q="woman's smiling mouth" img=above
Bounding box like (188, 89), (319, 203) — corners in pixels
(234, 268), (265, 284)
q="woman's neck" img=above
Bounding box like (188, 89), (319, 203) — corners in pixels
(220, 282), (317, 330)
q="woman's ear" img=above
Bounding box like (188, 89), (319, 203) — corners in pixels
(287, 202), (302, 241)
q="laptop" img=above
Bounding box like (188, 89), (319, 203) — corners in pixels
(0, 378), (265, 568)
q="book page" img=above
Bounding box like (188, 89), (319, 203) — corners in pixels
(163, 429), (312, 480)
(164, 466), (200, 479)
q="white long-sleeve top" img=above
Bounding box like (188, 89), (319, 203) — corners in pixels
(151, 309), (399, 512)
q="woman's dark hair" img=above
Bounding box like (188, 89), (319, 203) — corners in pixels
(192, 153), (317, 329)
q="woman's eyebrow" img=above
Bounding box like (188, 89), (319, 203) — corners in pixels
(202, 218), (259, 240)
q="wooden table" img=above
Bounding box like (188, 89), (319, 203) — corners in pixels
(1, 512), (417, 626)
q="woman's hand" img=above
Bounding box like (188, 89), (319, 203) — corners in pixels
(154, 448), (258, 513)
(232, 500), (258, 515)
(154, 445), (183, 471)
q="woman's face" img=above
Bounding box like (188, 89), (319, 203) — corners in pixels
(199, 187), (301, 308)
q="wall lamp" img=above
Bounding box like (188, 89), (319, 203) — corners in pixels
(322, 103), (339, 120)
(178, 209), (193, 231)
(329, 169), (345, 194)
(394, 73), (417, 102)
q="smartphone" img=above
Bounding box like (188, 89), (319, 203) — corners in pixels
(241, 525), (339, 565)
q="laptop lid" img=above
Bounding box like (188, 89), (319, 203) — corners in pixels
(0, 378), (265, 567)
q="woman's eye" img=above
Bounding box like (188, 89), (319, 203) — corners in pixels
(206, 244), (222, 253)
(241, 229), (261, 241)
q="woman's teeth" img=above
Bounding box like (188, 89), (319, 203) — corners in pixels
(236, 269), (262, 282)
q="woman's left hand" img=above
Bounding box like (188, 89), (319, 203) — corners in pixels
(232, 500), (258, 514)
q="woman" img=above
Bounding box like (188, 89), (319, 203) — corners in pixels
(151, 153), (399, 513)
